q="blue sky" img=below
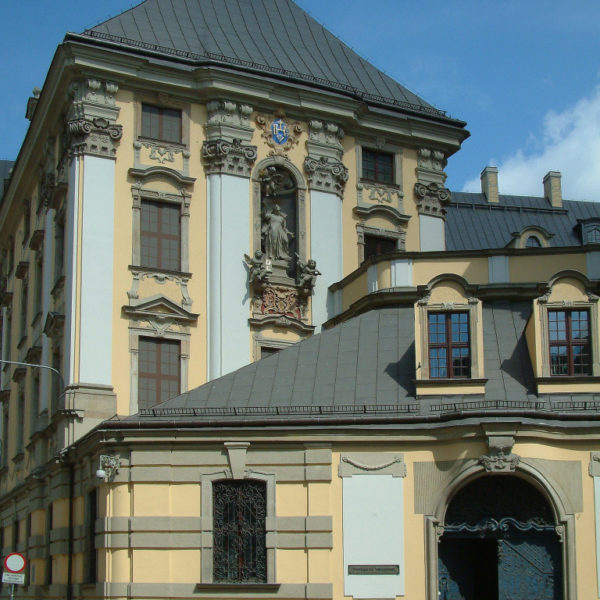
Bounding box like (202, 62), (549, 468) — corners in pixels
(1, 1), (599, 200)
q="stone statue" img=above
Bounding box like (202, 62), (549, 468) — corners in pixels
(244, 250), (270, 288)
(262, 204), (294, 261)
(296, 254), (321, 295)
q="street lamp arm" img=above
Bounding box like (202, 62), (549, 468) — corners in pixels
(0, 359), (65, 392)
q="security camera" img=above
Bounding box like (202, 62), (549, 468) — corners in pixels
(96, 469), (106, 480)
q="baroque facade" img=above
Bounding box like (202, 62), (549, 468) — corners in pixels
(0, 1), (599, 599)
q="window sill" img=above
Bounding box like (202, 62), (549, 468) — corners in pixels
(359, 178), (399, 189)
(414, 378), (487, 397)
(129, 265), (191, 279)
(537, 376), (600, 383)
(194, 584), (280, 592)
(138, 135), (186, 149)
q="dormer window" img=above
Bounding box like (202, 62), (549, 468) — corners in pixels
(525, 235), (542, 248)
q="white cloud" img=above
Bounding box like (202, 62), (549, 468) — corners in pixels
(462, 86), (600, 201)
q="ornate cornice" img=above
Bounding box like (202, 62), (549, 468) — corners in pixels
(303, 156), (348, 197)
(414, 181), (451, 218)
(206, 99), (253, 142)
(201, 138), (258, 177)
(43, 312), (65, 338)
(66, 79), (121, 158)
(416, 147), (447, 185)
(67, 117), (123, 159)
(307, 120), (344, 161)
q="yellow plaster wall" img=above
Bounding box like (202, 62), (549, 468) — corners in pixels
(277, 549), (307, 583)
(510, 254), (587, 282)
(133, 483), (170, 515)
(402, 148), (420, 252)
(414, 258), (488, 286)
(276, 483), (308, 516)
(341, 272), (367, 312)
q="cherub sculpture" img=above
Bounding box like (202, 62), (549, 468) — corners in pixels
(244, 250), (271, 290)
(296, 254), (321, 295)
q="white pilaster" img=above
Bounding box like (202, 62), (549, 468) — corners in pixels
(419, 214), (445, 251)
(310, 190), (342, 330)
(79, 156), (115, 384)
(390, 259), (413, 287)
(367, 264), (378, 293)
(489, 255), (510, 283)
(207, 174), (251, 380)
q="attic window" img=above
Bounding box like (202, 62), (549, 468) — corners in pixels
(362, 148), (394, 184)
(525, 235), (542, 248)
(588, 227), (600, 244)
(141, 104), (182, 144)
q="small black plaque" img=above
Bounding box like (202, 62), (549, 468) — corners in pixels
(348, 565), (399, 575)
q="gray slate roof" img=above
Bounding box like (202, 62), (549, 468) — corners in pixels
(76, 0), (456, 121)
(447, 192), (600, 251)
(129, 302), (599, 424)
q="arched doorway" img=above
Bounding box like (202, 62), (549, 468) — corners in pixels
(438, 475), (563, 600)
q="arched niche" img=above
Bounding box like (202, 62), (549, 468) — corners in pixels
(252, 157), (306, 282)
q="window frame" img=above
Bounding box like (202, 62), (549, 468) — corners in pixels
(140, 199), (182, 272)
(131, 186), (191, 275)
(360, 148), (395, 185)
(427, 311), (471, 379)
(200, 469), (276, 585)
(140, 103), (183, 145)
(547, 308), (593, 376)
(137, 336), (181, 410)
(416, 291), (485, 386)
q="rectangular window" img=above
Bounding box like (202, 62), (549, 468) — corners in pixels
(364, 234), (397, 261)
(548, 309), (591, 376)
(141, 104), (182, 144)
(362, 148), (394, 184)
(34, 256), (43, 317)
(140, 201), (181, 272)
(213, 480), (267, 583)
(428, 312), (470, 378)
(138, 338), (180, 410)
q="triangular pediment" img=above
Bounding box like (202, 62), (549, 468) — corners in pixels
(123, 295), (198, 323)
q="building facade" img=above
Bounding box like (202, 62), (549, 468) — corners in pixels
(0, 1), (599, 599)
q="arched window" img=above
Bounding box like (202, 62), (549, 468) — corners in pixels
(525, 235), (542, 248)
(589, 227), (600, 244)
(213, 479), (267, 583)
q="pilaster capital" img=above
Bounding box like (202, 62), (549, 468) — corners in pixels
(306, 119), (344, 161)
(67, 118), (123, 159)
(416, 147), (448, 186)
(303, 155), (348, 198)
(414, 181), (451, 218)
(205, 99), (254, 143)
(201, 138), (258, 177)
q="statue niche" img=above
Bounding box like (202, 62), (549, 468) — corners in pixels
(259, 166), (298, 282)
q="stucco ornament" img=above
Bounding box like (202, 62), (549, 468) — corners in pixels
(414, 181), (451, 217)
(479, 449), (521, 472)
(256, 113), (302, 156)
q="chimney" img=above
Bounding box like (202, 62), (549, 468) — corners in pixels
(543, 171), (562, 208)
(480, 166), (499, 203)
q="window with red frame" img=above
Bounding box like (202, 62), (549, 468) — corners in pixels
(140, 200), (181, 272)
(548, 309), (591, 375)
(141, 104), (182, 144)
(428, 312), (470, 378)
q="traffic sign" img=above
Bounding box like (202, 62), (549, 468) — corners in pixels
(3, 553), (25, 573)
(2, 573), (24, 585)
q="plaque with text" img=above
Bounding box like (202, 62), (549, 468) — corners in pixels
(348, 565), (400, 576)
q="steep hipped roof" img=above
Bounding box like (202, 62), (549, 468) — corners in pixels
(447, 192), (600, 251)
(77, 0), (457, 122)
(122, 301), (600, 427)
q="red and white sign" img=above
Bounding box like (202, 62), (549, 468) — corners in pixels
(3, 553), (26, 574)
